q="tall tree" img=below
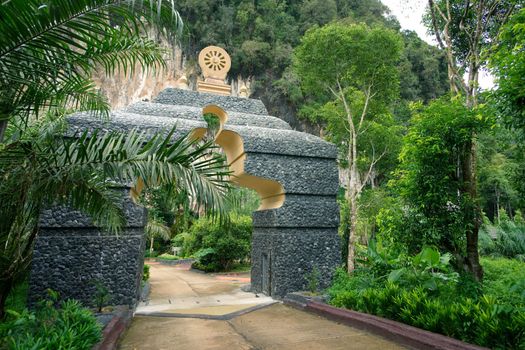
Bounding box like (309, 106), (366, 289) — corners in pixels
(425, 0), (520, 280)
(293, 23), (402, 271)
(488, 7), (525, 214)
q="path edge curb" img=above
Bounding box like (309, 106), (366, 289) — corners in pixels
(93, 310), (133, 350)
(155, 258), (195, 266)
(284, 293), (489, 350)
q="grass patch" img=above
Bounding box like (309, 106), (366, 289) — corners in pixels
(192, 261), (251, 273)
(226, 262), (251, 273)
(156, 253), (183, 261)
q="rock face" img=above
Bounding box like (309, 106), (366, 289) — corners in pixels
(29, 88), (340, 305)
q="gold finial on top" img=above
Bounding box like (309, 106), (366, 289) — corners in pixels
(197, 46), (232, 96)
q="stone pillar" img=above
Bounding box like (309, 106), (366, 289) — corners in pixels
(28, 188), (146, 307)
(248, 152), (340, 298)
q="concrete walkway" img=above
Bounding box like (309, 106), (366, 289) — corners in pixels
(118, 262), (406, 349)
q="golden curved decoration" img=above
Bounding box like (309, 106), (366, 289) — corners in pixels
(191, 105), (285, 210)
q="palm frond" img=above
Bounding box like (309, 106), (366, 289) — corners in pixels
(83, 28), (167, 76)
(38, 127), (231, 219)
(145, 219), (171, 240)
(0, 0), (182, 125)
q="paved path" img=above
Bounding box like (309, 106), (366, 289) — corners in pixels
(118, 262), (406, 350)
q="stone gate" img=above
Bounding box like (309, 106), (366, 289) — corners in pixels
(29, 47), (340, 306)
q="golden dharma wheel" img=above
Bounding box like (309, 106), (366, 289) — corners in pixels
(198, 46), (231, 80)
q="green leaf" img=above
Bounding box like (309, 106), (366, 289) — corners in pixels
(388, 268), (406, 283)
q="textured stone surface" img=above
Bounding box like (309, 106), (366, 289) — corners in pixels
(253, 195), (339, 228)
(251, 228), (340, 298)
(154, 88), (268, 115)
(66, 113), (336, 159)
(39, 193), (146, 228)
(66, 111), (205, 139)
(123, 102), (292, 130)
(244, 154), (339, 195)
(232, 125), (337, 159)
(29, 228), (145, 307)
(29, 187), (146, 307)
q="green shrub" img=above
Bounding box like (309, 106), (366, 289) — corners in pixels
(306, 266), (320, 294)
(171, 233), (186, 248)
(182, 214), (252, 272)
(481, 257), (525, 305)
(329, 273), (525, 349)
(387, 246), (459, 292)
(144, 250), (159, 258)
(328, 249), (525, 349)
(4, 279), (28, 315)
(0, 291), (101, 349)
(478, 219), (525, 260)
(92, 281), (110, 313)
(143, 264), (150, 282)
(192, 248), (221, 272)
(156, 253), (181, 260)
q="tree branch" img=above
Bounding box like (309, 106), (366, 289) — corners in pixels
(359, 143), (387, 193)
(358, 84), (373, 132)
(428, 0), (447, 50)
(336, 78), (355, 135)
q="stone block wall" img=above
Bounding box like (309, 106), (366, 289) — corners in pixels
(28, 189), (146, 307)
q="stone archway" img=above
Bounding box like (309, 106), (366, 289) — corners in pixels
(28, 47), (340, 305)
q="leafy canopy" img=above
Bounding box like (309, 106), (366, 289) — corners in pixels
(389, 97), (488, 254)
(489, 7), (525, 133)
(294, 23), (401, 105)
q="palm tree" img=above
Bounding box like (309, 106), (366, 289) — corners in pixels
(0, 0), (182, 142)
(145, 218), (172, 255)
(0, 115), (231, 318)
(0, 0), (232, 318)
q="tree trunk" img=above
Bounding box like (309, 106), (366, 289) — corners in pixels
(495, 187), (500, 224)
(150, 236), (154, 254)
(466, 221), (483, 281)
(0, 120), (7, 143)
(347, 188), (358, 272)
(347, 130), (359, 273)
(463, 140), (483, 281)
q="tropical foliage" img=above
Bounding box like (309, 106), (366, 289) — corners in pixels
(378, 98), (487, 260)
(0, 115), (230, 317)
(0, 0), (182, 141)
(329, 248), (525, 349)
(181, 213), (252, 272)
(479, 211), (525, 261)
(293, 23), (403, 271)
(0, 0), (233, 320)
(489, 7), (525, 134)
(0, 291), (102, 350)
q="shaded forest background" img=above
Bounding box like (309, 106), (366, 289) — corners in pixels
(168, 0), (523, 231)
(175, 0), (449, 133)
